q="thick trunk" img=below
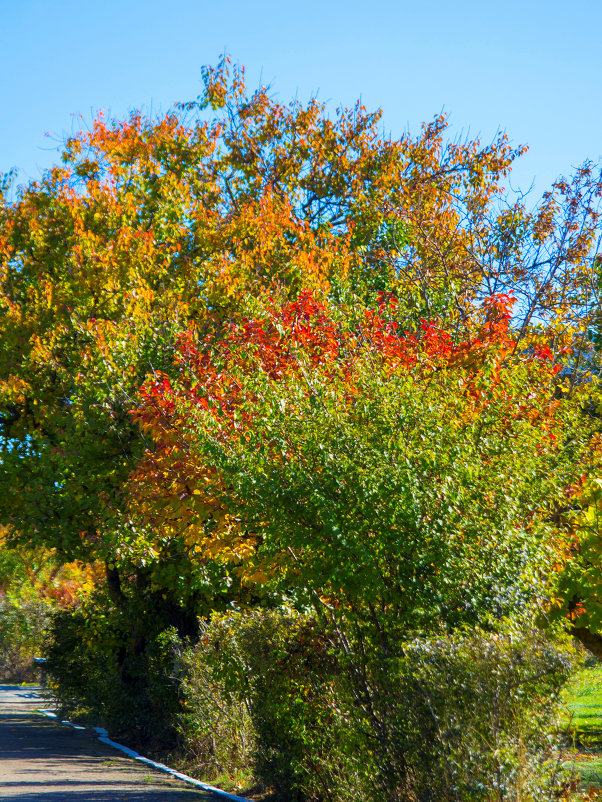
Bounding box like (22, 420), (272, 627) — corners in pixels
(104, 562), (200, 688)
(105, 560), (126, 606)
(571, 625), (602, 662)
(151, 592), (200, 642)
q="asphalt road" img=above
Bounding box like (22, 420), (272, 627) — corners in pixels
(0, 685), (218, 801)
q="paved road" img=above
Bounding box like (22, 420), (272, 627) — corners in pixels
(0, 685), (218, 801)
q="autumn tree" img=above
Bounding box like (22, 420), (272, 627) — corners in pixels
(133, 291), (583, 612)
(1, 56), (601, 736)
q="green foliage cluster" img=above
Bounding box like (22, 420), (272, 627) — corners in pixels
(177, 616), (257, 784)
(185, 310), (579, 630)
(45, 595), (185, 749)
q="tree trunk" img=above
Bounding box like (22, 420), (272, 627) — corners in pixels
(571, 626), (602, 662)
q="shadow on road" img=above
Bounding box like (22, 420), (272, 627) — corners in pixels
(0, 686), (217, 801)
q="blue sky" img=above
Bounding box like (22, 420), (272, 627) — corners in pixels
(2, 0), (601, 198)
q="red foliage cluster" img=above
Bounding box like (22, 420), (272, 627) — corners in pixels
(135, 290), (559, 444)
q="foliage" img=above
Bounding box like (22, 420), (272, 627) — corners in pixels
(0, 529), (97, 681)
(45, 598), (185, 748)
(204, 608), (370, 802)
(132, 290), (589, 797)
(391, 626), (574, 801)
(2, 55), (602, 792)
(178, 616), (257, 785)
(1, 55), (599, 574)
(0, 591), (51, 682)
(2, 54), (536, 678)
(550, 466), (602, 659)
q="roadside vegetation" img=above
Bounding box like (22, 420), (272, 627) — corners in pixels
(0, 529), (97, 683)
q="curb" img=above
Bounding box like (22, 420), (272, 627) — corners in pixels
(37, 706), (251, 802)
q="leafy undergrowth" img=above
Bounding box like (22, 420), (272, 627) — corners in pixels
(563, 661), (602, 798)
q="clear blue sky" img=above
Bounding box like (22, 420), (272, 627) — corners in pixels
(2, 0), (601, 198)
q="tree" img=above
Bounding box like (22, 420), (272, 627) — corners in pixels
(134, 290), (583, 623)
(1, 56), (601, 735)
(0, 59), (530, 619)
(133, 290), (588, 796)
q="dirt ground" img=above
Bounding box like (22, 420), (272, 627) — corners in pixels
(0, 684), (223, 801)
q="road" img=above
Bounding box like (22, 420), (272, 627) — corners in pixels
(0, 684), (220, 801)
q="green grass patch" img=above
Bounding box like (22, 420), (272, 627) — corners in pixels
(563, 661), (602, 792)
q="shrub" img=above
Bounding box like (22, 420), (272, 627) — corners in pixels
(45, 604), (185, 750)
(178, 616), (256, 784)
(363, 625), (575, 801)
(181, 610), (575, 802)
(181, 608), (370, 801)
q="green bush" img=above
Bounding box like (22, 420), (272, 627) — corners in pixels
(178, 616), (256, 785)
(363, 626), (575, 801)
(45, 604), (185, 750)
(181, 608), (370, 801)
(234, 611), (369, 801)
(181, 610), (576, 802)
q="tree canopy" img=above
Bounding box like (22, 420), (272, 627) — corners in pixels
(1, 56), (602, 673)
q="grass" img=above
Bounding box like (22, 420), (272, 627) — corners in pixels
(562, 660), (602, 794)
(166, 757), (275, 800)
